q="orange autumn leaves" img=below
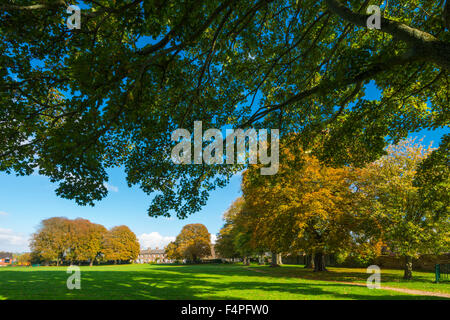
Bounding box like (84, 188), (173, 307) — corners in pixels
(166, 224), (212, 262)
(241, 139), (379, 258)
(30, 217), (140, 265)
(218, 137), (447, 277)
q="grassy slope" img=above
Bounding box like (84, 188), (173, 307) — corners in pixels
(0, 264), (448, 300)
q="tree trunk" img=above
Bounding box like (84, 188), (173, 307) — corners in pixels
(243, 256), (250, 266)
(90, 259), (94, 267)
(270, 252), (280, 267)
(313, 252), (327, 272)
(305, 254), (315, 269)
(56, 258), (59, 267)
(277, 253), (283, 265)
(403, 255), (413, 280)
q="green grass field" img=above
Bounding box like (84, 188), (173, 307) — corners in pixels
(0, 264), (448, 300)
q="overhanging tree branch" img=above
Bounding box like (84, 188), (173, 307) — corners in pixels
(137, 0), (236, 56)
(0, 1), (66, 10)
(325, 0), (437, 44)
(241, 53), (418, 127)
(325, 0), (450, 70)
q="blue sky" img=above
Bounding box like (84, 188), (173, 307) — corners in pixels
(0, 166), (242, 252)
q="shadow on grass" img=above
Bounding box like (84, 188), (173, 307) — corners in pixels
(0, 264), (446, 300)
(244, 264), (437, 283)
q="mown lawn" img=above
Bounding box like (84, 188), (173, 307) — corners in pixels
(0, 264), (448, 300)
(246, 265), (450, 294)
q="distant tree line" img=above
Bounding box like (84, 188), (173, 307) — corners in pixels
(30, 217), (140, 266)
(0, 251), (13, 259)
(0, 252), (32, 265)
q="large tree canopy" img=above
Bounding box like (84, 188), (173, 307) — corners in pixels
(241, 139), (374, 271)
(1, 0), (449, 217)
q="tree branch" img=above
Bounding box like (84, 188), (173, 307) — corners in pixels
(444, 0), (450, 30)
(0, 1), (66, 10)
(325, 0), (437, 44)
(137, 0), (235, 56)
(325, 0), (450, 70)
(241, 54), (418, 127)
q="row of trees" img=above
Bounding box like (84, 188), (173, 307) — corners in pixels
(0, 252), (33, 265)
(165, 224), (212, 263)
(215, 138), (449, 279)
(0, 251), (13, 258)
(30, 217), (140, 266)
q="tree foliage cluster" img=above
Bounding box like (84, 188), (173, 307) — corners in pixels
(215, 138), (449, 278)
(30, 217), (140, 265)
(16, 252), (32, 265)
(165, 223), (212, 262)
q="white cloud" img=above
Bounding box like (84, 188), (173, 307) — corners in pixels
(0, 228), (29, 252)
(0, 211), (8, 216)
(103, 182), (119, 192)
(234, 170), (243, 177)
(138, 232), (217, 250)
(138, 232), (175, 250)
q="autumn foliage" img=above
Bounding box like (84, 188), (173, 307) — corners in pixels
(102, 225), (141, 264)
(165, 224), (212, 263)
(240, 140), (371, 271)
(353, 138), (449, 279)
(216, 138), (449, 278)
(30, 218), (140, 265)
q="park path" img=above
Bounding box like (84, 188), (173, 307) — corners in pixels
(327, 280), (450, 298)
(244, 267), (450, 299)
